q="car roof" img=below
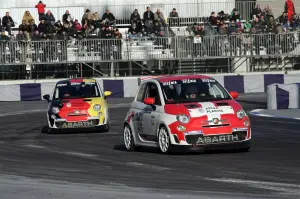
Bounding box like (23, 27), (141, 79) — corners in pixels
(56, 78), (97, 84)
(153, 74), (213, 83)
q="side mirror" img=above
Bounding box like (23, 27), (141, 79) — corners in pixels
(43, 94), (50, 102)
(143, 97), (155, 105)
(104, 91), (112, 97)
(229, 91), (239, 99)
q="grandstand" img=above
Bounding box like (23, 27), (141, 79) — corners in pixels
(0, 0), (299, 80)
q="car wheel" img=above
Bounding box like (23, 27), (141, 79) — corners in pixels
(158, 126), (172, 154)
(123, 124), (135, 151)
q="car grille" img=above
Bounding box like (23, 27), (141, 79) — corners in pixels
(185, 131), (247, 145)
(56, 119), (99, 129)
(202, 124), (230, 128)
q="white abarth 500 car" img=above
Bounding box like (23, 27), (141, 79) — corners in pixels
(123, 75), (251, 154)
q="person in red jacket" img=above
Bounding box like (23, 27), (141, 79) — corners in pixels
(285, 0), (295, 22)
(35, 1), (46, 21)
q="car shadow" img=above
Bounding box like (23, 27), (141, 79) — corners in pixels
(113, 144), (250, 156)
(40, 125), (108, 135)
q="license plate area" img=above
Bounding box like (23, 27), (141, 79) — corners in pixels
(56, 120), (99, 128)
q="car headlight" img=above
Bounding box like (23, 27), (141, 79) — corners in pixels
(93, 104), (101, 111)
(52, 106), (59, 114)
(237, 110), (246, 119)
(176, 114), (190, 124)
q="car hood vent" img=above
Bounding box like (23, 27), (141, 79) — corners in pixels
(185, 104), (199, 109)
(216, 102), (229, 106)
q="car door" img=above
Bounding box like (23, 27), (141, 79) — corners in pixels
(140, 82), (162, 141)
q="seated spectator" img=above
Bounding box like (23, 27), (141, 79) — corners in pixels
(279, 12), (289, 30)
(74, 19), (82, 31)
(100, 26), (113, 38)
(0, 29), (9, 41)
(227, 21), (237, 35)
(243, 20), (252, 33)
(29, 20), (38, 33)
(209, 12), (218, 26)
(114, 28), (122, 39)
(252, 4), (262, 19)
(154, 9), (166, 26)
(35, 1), (46, 20)
(128, 22), (142, 39)
(218, 23), (227, 35)
(263, 5), (273, 19)
(130, 9), (141, 25)
(193, 23), (205, 37)
(23, 11), (35, 25)
(102, 9), (116, 26)
(38, 19), (47, 34)
(2, 12), (14, 35)
(54, 20), (63, 34)
(230, 9), (240, 22)
(44, 10), (55, 25)
(291, 13), (299, 29)
(143, 7), (154, 34)
(168, 8), (179, 26)
(19, 20), (29, 33)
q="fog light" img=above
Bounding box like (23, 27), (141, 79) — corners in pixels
(177, 125), (186, 132)
(244, 120), (249, 127)
(51, 114), (56, 119)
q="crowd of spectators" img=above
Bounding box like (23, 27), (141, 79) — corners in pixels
(208, 0), (298, 35)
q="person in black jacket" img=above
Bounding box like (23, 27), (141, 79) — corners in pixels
(143, 7), (154, 34)
(44, 10), (55, 25)
(38, 19), (47, 34)
(102, 9), (116, 26)
(2, 12), (14, 35)
(130, 9), (141, 26)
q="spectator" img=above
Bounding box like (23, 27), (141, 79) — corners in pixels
(227, 21), (237, 35)
(0, 29), (9, 41)
(143, 6), (154, 34)
(19, 20), (29, 33)
(114, 28), (122, 39)
(231, 9), (241, 22)
(266, 16), (276, 32)
(128, 22), (142, 39)
(102, 9), (116, 26)
(38, 19), (47, 34)
(74, 19), (82, 31)
(263, 5), (273, 18)
(82, 9), (92, 27)
(154, 9), (166, 26)
(35, 1), (46, 21)
(217, 11), (230, 21)
(22, 11), (35, 25)
(169, 8), (179, 26)
(218, 23), (227, 35)
(130, 9), (141, 25)
(101, 26), (113, 38)
(252, 4), (262, 19)
(279, 12), (289, 30)
(291, 13), (299, 29)
(244, 20), (252, 33)
(209, 12), (218, 26)
(63, 10), (73, 24)
(2, 12), (14, 35)
(285, 0), (295, 22)
(44, 10), (55, 25)
(29, 20), (38, 33)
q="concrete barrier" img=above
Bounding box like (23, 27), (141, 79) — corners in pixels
(0, 72), (300, 101)
(267, 83), (300, 109)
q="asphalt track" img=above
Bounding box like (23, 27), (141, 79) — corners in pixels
(0, 93), (300, 199)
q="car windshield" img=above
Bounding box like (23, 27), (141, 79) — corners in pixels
(53, 82), (101, 99)
(161, 78), (231, 103)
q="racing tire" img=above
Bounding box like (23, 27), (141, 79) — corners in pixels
(158, 125), (172, 154)
(123, 124), (136, 151)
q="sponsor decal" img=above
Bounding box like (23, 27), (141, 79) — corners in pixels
(184, 130), (203, 135)
(197, 134), (239, 144)
(182, 79), (197, 83)
(202, 79), (216, 82)
(57, 83), (67, 87)
(206, 107), (223, 114)
(163, 81), (177, 86)
(61, 121), (95, 128)
(232, 128), (248, 132)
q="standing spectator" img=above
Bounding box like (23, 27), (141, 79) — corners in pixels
(22, 11), (35, 24)
(285, 0), (295, 22)
(35, 1), (46, 21)
(2, 12), (14, 35)
(44, 10), (55, 25)
(169, 8), (179, 27)
(143, 7), (154, 34)
(63, 10), (73, 24)
(231, 9), (241, 22)
(81, 9), (92, 28)
(154, 9), (166, 27)
(279, 12), (289, 30)
(252, 4), (262, 19)
(291, 13), (299, 29)
(102, 9), (116, 26)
